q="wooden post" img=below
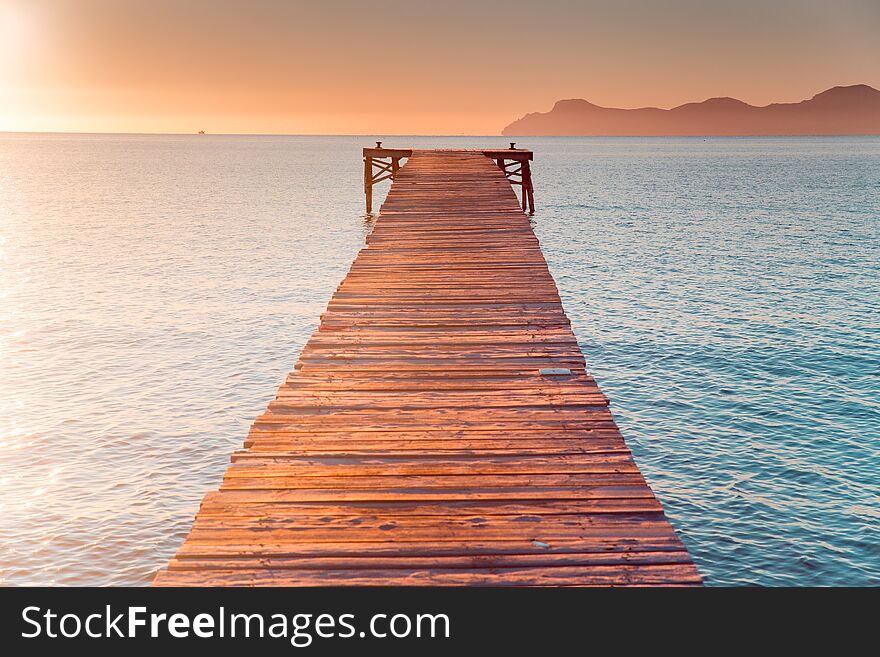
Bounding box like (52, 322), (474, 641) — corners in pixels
(523, 160), (535, 215)
(392, 157), (400, 176)
(364, 156), (373, 213)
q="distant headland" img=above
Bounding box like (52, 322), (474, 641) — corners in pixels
(502, 84), (880, 136)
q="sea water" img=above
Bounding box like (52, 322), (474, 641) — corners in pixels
(0, 133), (877, 585)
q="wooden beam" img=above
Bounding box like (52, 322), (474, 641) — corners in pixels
(363, 148), (413, 159)
(482, 149), (533, 161)
(363, 156), (373, 213)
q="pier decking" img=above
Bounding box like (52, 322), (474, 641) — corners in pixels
(153, 148), (700, 586)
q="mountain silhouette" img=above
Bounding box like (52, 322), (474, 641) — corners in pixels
(502, 85), (880, 136)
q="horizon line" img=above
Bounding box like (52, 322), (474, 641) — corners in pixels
(4, 130), (880, 139)
(0, 130), (504, 138)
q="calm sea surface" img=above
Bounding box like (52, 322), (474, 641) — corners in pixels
(0, 134), (877, 586)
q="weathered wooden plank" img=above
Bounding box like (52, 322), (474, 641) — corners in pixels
(166, 550), (693, 572)
(154, 563), (701, 587)
(195, 497), (664, 517)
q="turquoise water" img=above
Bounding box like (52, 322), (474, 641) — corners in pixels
(0, 134), (877, 585)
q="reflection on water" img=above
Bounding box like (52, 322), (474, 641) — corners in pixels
(0, 134), (877, 585)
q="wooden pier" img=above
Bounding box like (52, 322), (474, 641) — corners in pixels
(153, 147), (700, 586)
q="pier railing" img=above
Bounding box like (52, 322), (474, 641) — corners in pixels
(363, 142), (535, 214)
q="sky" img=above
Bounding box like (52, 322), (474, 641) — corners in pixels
(1, 0), (878, 135)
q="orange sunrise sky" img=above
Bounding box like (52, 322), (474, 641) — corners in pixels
(1, 0), (878, 135)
